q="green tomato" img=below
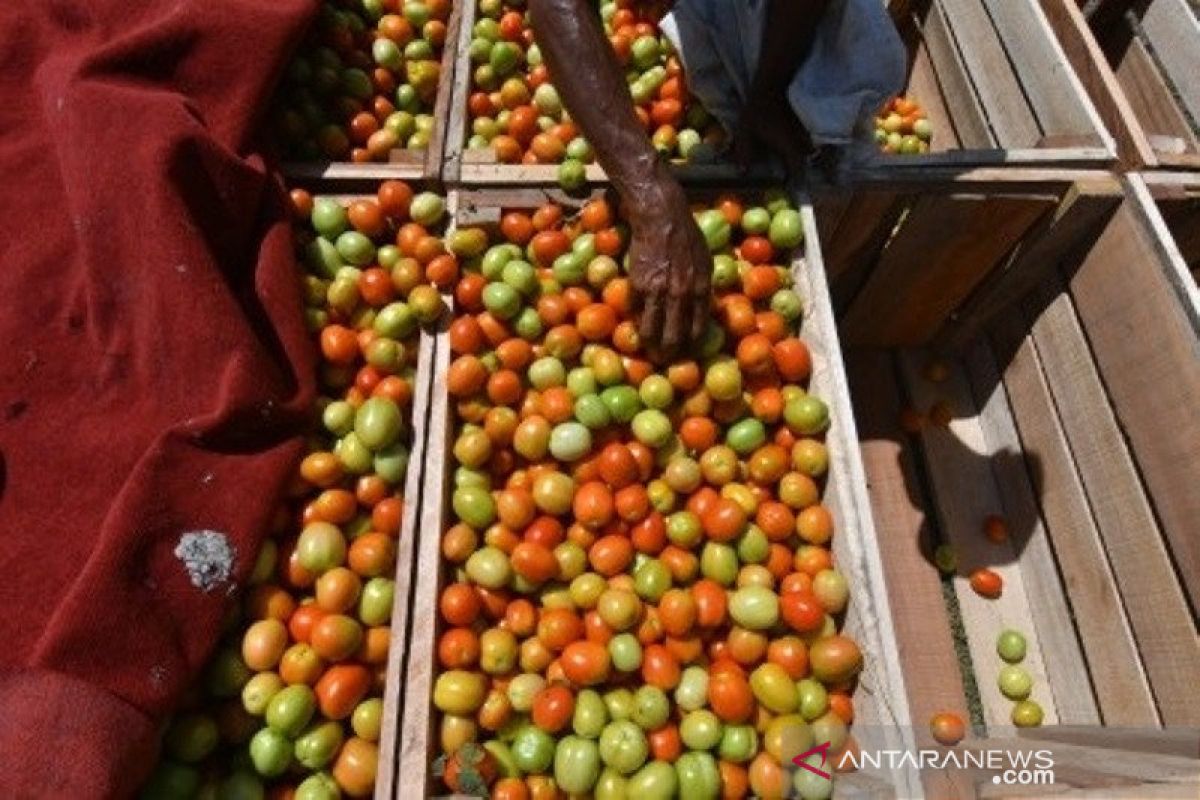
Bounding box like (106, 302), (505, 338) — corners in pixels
(533, 82), (562, 116)
(600, 385), (642, 423)
(674, 666), (709, 712)
(352, 698), (384, 741)
(373, 442), (408, 485)
(630, 34), (660, 68)
(631, 409), (672, 448)
(675, 751), (720, 799)
(296, 522), (347, 572)
(409, 191), (445, 226)
(631, 686), (670, 731)
(241, 672), (284, 716)
(507, 673), (546, 713)
(480, 627), (518, 674)
(549, 421), (593, 461)
(696, 209), (731, 252)
(771, 289), (804, 322)
(793, 753), (834, 800)
(811, 710), (848, 753)
(638, 375), (674, 409)
(1012, 699), (1044, 727)
(512, 725), (556, 773)
(599, 720), (650, 774)
(482, 281), (522, 320)
(736, 525), (770, 564)
(609, 632), (643, 672)
(604, 688), (635, 721)
(528, 356), (566, 390)
(574, 394), (612, 430)
(574, 689), (610, 738)
(374, 301), (417, 339)
(489, 41), (522, 75)
(553, 251), (586, 285)
(454, 485), (497, 531)
(595, 769), (628, 800)
(769, 208), (805, 250)
(718, 724), (758, 763)
(502, 259), (539, 297)
(555, 735), (602, 794)
(704, 360), (742, 401)
(433, 670), (487, 715)
(812, 569), (848, 614)
(312, 198), (348, 238)
(358, 577), (394, 626)
(217, 770), (264, 800)
(165, 713), (219, 763)
(335, 231), (375, 266)
(354, 397), (403, 450)
(725, 418), (767, 456)
(628, 760), (678, 799)
(998, 665), (1033, 700)
(797, 678), (829, 721)
(997, 629), (1027, 663)
(729, 586), (780, 630)
(667, 511), (702, 548)
(750, 663), (799, 714)
(514, 306), (544, 340)
(633, 559), (671, 601)
(785, 395), (830, 435)
(742, 207), (771, 234)
(712, 254), (739, 289)
(265, 685), (316, 737)
(680, 709), (723, 750)
(482, 243), (519, 278)
(567, 366), (598, 398)
(293, 721), (343, 770)
(295, 772), (340, 800)
(700, 542), (739, 586)
(559, 158), (587, 191)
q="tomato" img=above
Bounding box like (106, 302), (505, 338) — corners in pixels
(780, 590), (825, 633)
(708, 669), (754, 723)
(640, 644), (681, 690)
(511, 725), (556, 774)
(532, 684), (575, 733)
(676, 751), (721, 800)
(561, 640), (612, 686)
(809, 635), (863, 684)
(315, 664), (371, 720)
(970, 567), (1003, 598)
(554, 735), (602, 794)
(997, 629), (1027, 663)
(750, 663), (798, 714)
(433, 670), (487, 716)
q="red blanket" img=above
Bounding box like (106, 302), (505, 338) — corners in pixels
(0, 1), (316, 795)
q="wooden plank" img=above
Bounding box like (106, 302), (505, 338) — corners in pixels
(897, 349), (1060, 731)
(846, 347), (977, 800)
(982, 783), (1200, 799)
(962, 342), (1099, 725)
(1037, 0), (1159, 167)
(842, 195), (1054, 347)
(376, 325), (437, 800)
(1017, 725), (1200, 758)
(981, 0), (1112, 145)
(791, 203), (923, 797)
(937, 0), (1042, 146)
(988, 313), (1160, 727)
(1023, 276), (1200, 724)
(937, 177), (1121, 353)
(1139, 0), (1200, 127)
(422, 0), (464, 182)
(439, 0), (478, 184)
(1066, 183), (1200, 617)
(908, 37), (963, 153)
(818, 188), (906, 315)
(922, 0), (997, 148)
(1113, 35), (1200, 154)
(1156, 197), (1200, 271)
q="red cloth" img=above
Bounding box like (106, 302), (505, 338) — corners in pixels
(0, 1), (317, 796)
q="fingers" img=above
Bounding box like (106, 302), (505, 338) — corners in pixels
(638, 289), (665, 357)
(661, 288), (689, 360)
(691, 279), (710, 342)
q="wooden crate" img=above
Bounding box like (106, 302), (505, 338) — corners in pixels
(277, 2), (464, 184)
(440, 0), (793, 186)
(886, 0), (1115, 166)
(1038, 0), (1200, 170)
(834, 170), (1200, 795)
(388, 187), (921, 798)
(1137, 171), (1200, 278)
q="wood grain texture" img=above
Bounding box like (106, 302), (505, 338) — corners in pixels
(1113, 34), (1200, 155)
(937, 177), (1121, 353)
(897, 349), (1060, 731)
(923, 0), (997, 148)
(1036, 0), (1159, 167)
(963, 341), (1099, 725)
(988, 314), (1159, 726)
(842, 194), (1054, 347)
(908, 36), (964, 153)
(846, 347), (977, 799)
(1139, 0), (1200, 126)
(938, 0), (1041, 146)
(1064, 187), (1200, 619)
(1023, 276), (1200, 724)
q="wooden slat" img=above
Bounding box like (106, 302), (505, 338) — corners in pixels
(1037, 0), (1159, 167)
(963, 341), (1099, 725)
(1017, 725), (1200, 758)
(376, 326), (437, 800)
(819, 189), (906, 316)
(922, 0), (997, 148)
(1139, 0), (1200, 127)
(843, 194), (1054, 346)
(1113, 35), (1200, 154)
(1023, 276), (1200, 725)
(422, 0), (464, 181)
(846, 347), (977, 800)
(981, 0), (1111, 144)
(439, 0), (479, 184)
(937, 177), (1121, 353)
(1156, 197), (1200, 271)
(1065, 185), (1200, 618)
(897, 349), (1060, 730)
(937, 0), (1042, 146)
(908, 37), (963, 153)
(988, 313), (1159, 727)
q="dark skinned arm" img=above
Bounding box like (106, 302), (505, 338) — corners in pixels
(527, 0), (710, 361)
(732, 0), (833, 171)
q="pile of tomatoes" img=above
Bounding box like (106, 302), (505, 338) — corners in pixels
(874, 95), (932, 155)
(141, 182), (448, 800)
(465, 0), (723, 177)
(432, 192), (861, 800)
(271, 0), (450, 163)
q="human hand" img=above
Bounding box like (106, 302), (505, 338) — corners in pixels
(625, 180), (712, 363)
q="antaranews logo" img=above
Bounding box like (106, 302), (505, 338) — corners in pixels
(792, 741), (1055, 790)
